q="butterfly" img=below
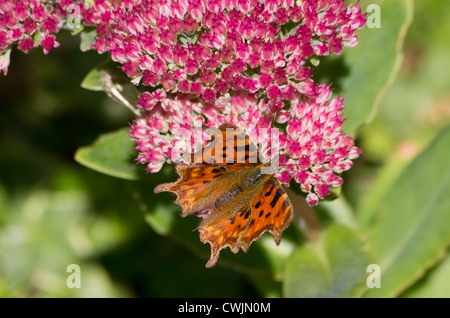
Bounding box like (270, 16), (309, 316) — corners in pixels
(154, 124), (293, 268)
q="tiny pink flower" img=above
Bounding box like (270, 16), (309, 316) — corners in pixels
(236, 42), (250, 59)
(277, 170), (292, 184)
(153, 89), (167, 101)
(306, 193), (319, 207)
(121, 61), (140, 78)
(242, 78), (259, 93)
(259, 74), (273, 87)
(17, 37), (35, 53)
(160, 29), (176, 45)
(267, 85), (281, 99)
(158, 45), (174, 63)
(32, 5), (46, 22)
(199, 70), (216, 85)
(182, 15), (199, 34)
(153, 58), (168, 75)
(23, 18), (38, 34)
(161, 73), (176, 91)
(40, 34), (60, 55)
(315, 184), (330, 199)
(139, 54), (154, 71)
(214, 79), (229, 94)
(142, 71), (160, 87)
(298, 79), (317, 96)
(178, 79), (191, 93)
(147, 160), (164, 173)
(203, 87), (216, 101)
(137, 92), (157, 110)
(190, 82), (203, 96)
(185, 59), (200, 75)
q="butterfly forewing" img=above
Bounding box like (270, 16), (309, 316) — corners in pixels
(191, 124), (260, 166)
(154, 164), (232, 216)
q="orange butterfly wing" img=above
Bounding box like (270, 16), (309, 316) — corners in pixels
(154, 164), (231, 217)
(190, 124), (260, 167)
(236, 178), (293, 252)
(198, 204), (254, 268)
(197, 177), (293, 268)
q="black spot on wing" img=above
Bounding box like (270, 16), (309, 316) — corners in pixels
(240, 207), (251, 220)
(264, 184), (275, 197)
(244, 208), (251, 219)
(270, 188), (283, 208)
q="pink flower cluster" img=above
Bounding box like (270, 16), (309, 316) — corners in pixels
(123, 0), (365, 206)
(130, 85), (361, 207)
(0, 0), (83, 74)
(0, 0), (366, 206)
(87, 0), (365, 103)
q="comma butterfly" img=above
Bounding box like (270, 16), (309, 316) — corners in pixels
(154, 124), (293, 268)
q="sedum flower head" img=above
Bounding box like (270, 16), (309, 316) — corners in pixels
(87, 0), (366, 101)
(1, 0), (366, 206)
(0, 0), (83, 74)
(130, 84), (361, 207)
(122, 0), (365, 206)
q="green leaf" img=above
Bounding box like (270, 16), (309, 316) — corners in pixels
(81, 63), (105, 92)
(363, 125), (450, 297)
(74, 127), (143, 180)
(80, 29), (97, 52)
(81, 59), (132, 91)
(247, 275), (283, 298)
(81, 60), (141, 116)
(400, 251), (450, 298)
(356, 148), (414, 231)
(283, 224), (370, 298)
(317, 195), (359, 230)
(340, 0), (414, 137)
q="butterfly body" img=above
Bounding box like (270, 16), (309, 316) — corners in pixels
(195, 163), (270, 221)
(155, 125), (293, 268)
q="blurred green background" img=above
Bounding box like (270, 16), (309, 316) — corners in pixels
(0, 0), (449, 297)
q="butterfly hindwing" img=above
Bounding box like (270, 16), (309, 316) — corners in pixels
(197, 177), (293, 268)
(198, 205), (253, 268)
(237, 178), (293, 252)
